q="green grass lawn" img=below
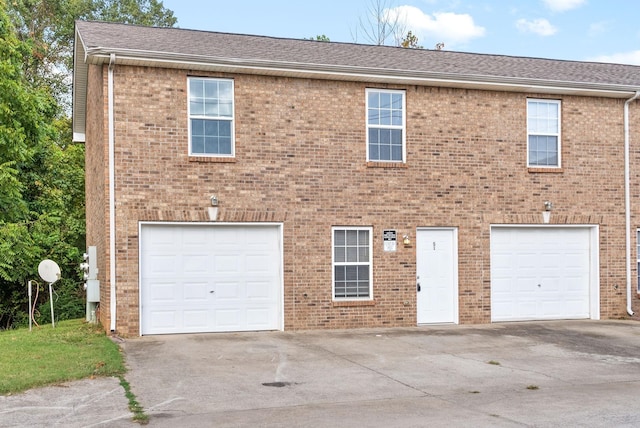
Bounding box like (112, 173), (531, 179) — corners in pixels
(0, 319), (125, 395)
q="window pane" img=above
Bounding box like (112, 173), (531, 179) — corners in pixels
(346, 266), (358, 281)
(204, 136), (219, 154)
(204, 101), (219, 116)
(380, 92), (391, 108)
(335, 247), (345, 262)
(218, 81), (233, 99)
(368, 92), (379, 108)
(358, 230), (369, 244)
(358, 246), (369, 262)
(380, 129), (391, 144)
(369, 128), (379, 144)
(190, 79), (204, 98)
(391, 129), (402, 144)
(191, 119), (205, 136)
(358, 265), (369, 281)
(335, 230), (345, 246)
(346, 230), (358, 245)
(392, 110), (402, 126)
(391, 145), (402, 161)
(190, 99), (204, 116)
(368, 109), (380, 125)
(346, 247), (358, 262)
(369, 143), (379, 161)
(391, 93), (402, 109)
(204, 120), (218, 136)
(335, 266), (345, 281)
(192, 136), (204, 154)
(204, 80), (218, 98)
(380, 145), (390, 160)
(219, 121), (231, 137)
(219, 138), (232, 155)
(379, 109), (391, 125)
(219, 101), (233, 117)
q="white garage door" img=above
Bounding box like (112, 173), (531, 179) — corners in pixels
(140, 224), (282, 335)
(491, 227), (597, 322)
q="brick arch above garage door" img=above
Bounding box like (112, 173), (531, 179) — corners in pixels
(139, 223), (283, 335)
(490, 226), (600, 322)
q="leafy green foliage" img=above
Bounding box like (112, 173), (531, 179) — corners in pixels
(307, 34), (330, 42)
(400, 30), (423, 49)
(0, 0), (175, 329)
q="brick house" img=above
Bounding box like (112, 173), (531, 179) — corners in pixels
(72, 21), (640, 336)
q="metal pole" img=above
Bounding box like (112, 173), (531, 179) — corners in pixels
(49, 283), (55, 328)
(28, 280), (32, 332)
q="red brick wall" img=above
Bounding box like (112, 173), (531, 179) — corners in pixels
(86, 64), (636, 335)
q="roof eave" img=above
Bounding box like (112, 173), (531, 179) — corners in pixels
(72, 27), (88, 143)
(84, 47), (640, 99)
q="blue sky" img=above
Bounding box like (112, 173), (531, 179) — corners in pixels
(161, 0), (640, 64)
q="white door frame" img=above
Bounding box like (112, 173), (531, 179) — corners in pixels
(416, 227), (459, 324)
(489, 224), (600, 321)
(138, 221), (285, 335)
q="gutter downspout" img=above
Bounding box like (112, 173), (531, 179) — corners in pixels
(624, 90), (640, 316)
(108, 53), (117, 331)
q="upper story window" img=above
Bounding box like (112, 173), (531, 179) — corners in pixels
(366, 89), (405, 162)
(188, 77), (234, 156)
(332, 227), (373, 300)
(527, 99), (561, 167)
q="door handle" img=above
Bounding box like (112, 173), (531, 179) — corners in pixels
(417, 283), (421, 292)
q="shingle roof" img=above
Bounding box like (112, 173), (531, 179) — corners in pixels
(75, 20), (640, 89)
(72, 20), (640, 140)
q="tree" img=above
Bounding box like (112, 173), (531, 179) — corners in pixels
(0, 0), (176, 329)
(306, 34), (330, 42)
(352, 0), (406, 46)
(8, 0), (176, 109)
(400, 30), (423, 49)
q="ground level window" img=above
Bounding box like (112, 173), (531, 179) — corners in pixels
(332, 227), (372, 299)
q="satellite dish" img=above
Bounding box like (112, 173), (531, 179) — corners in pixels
(38, 259), (61, 284)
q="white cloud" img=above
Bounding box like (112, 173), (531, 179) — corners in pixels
(588, 21), (608, 37)
(588, 50), (640, 65)
(387, 5), (485, 48)
(516, 18), (557, 36)
(542, 0), (586, 12)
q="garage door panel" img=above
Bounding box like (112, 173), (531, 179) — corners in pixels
(491, 227), (593, 322)
(147, 281), (178, 302)
(183, 255), (209, 274)
(215, 254), (241, 273)
(145, 255), (178, 276)
(141, 224), (281, 334)
(183, 282), (208, 301)
(183, 310), (208, 328)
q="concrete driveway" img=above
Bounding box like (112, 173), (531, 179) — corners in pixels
(2, 320), (640, 427)
(120, 320), (640, 427)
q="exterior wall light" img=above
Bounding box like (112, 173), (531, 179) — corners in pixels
(543, 201), (552, 224)
(208, 195), (219, 221)
(403, 234), (411, 245)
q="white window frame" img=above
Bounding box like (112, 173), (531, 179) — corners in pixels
(332, 226), (373, 300)
(366, 88), (406, 163)
(527, 98), (561, 168)
(187, 77), (235, 157)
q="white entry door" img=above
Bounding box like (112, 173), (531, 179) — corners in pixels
(140, 223), (282, 335)
(416, 228), (458, 324)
